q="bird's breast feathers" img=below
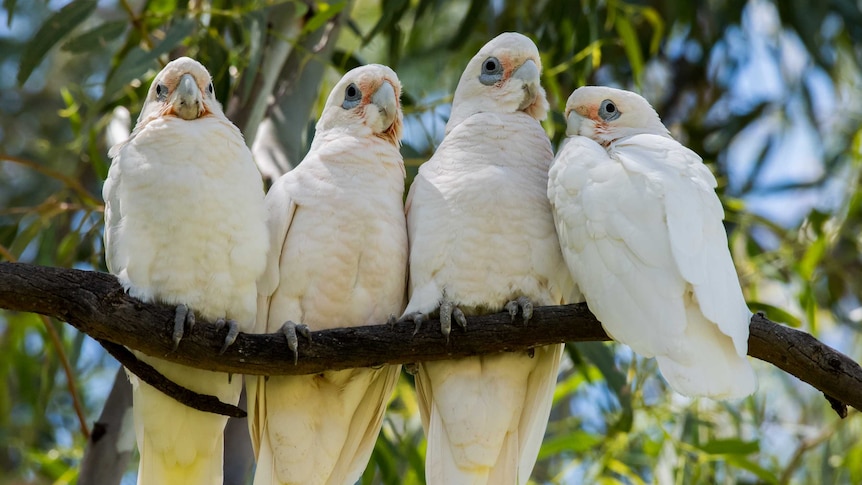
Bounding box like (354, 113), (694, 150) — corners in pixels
(406, 111), (568, 310)
(107, 115), (268, 323)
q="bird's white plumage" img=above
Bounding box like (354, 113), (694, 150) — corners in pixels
(103, 57), (268, 484)
(248, 64), (407, 485)
(402, 33), (577, 485)
(548, 86), (756, 399)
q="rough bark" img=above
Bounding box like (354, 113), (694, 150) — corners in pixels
(1, 262), (860, 418)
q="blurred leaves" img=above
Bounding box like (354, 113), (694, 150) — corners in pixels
(1, 0), (862, 483)
(16, 0), (98, 85)
(103, 18), (197, 102)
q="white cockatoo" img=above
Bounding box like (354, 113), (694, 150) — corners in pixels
(400, 33), (578, 485)
(103, 57), (269, 484)
(548, 86), (757, 399)
(248, 64), (407, 485)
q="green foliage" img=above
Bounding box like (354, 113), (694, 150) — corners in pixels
(1, 0), (861, 484)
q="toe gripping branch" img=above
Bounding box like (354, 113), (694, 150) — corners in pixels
(281, 321), (312, 365)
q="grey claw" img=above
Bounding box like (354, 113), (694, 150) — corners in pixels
(404, 363), (418, 375)
(505, 300), (519, 322)
(215, 318), (240, 355)
(296, 323), (311, 342)
(400, 313), (426, 335)
(387, 313), (398, 327)
(519, 297), (534, 323)
(172, 304), (194, 350)
(453, 308), (467, 330)
(281, 321), (311, 365)
(505, 296), (534, 324)
(398, 312), (427, 335)
(440, 299), (453, 339)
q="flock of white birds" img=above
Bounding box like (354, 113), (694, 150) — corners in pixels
(102, 31), (757, 485)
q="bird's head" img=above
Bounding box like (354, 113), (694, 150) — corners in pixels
(446, 32), (549, 133)
(138, 57), (220, 124)
(564, 86), (669, 146)
(317, 64), (403, 146)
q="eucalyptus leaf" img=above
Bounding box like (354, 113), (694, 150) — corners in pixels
(62, 21), (127, 53)
(17, 0), (98, 85)
(103, 18), (197, 101)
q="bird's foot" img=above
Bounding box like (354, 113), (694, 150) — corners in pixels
(280, 321), (311, 365)
(172, 304), (196, 350)
(505, 296), (534, 324)
(214, 318), (240, 355)
(438, 296), (467, 341)
(398, 312), (428, 336)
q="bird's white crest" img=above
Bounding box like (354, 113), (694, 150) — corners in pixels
(446, 32), (549, 133)
(549, 85), (756, 399)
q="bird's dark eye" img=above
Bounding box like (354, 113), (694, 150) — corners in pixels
(599, 99), (620, 121)
(155, 83), (167, 100)
(342, 83), (362, 109)
(479, 56), (504, 86)
(207, 83), (214, 95)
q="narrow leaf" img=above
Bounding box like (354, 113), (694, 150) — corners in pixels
(4, 0), (17, 28)
(724, 455), (779, 484)
(747, 301), (802, 327)
(538, 430), (603, 458)
(614, 15), (644, 82)
(62, 21), (127, 53)
(103, 18), (197, 100)
(697, 438), (760, 455)
(17, 0), (98, 85)
(303, 0), (345, 35)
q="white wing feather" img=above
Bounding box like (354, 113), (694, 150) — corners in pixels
(550, 134), (755, 399)
(549, 136), (687, 358)
(613, 135), (751, 355)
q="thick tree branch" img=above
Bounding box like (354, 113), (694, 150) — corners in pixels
(1, 262), (861, 417)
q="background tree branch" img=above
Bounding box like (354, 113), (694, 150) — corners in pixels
(1, 261), (860, 418)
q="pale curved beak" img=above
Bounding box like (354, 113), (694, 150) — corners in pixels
(371, 81), (398, 130)
(172, 73), (203, 120)
(513, 59), (540, 84)
(565, 110), (584, 136)
(513, 59), (540, 111)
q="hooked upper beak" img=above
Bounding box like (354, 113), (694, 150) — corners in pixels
(371, 81), (398, 131)
(512, 59), (540, 111)
(171, 73), (203, 120)
(565, 109), (586, 136)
